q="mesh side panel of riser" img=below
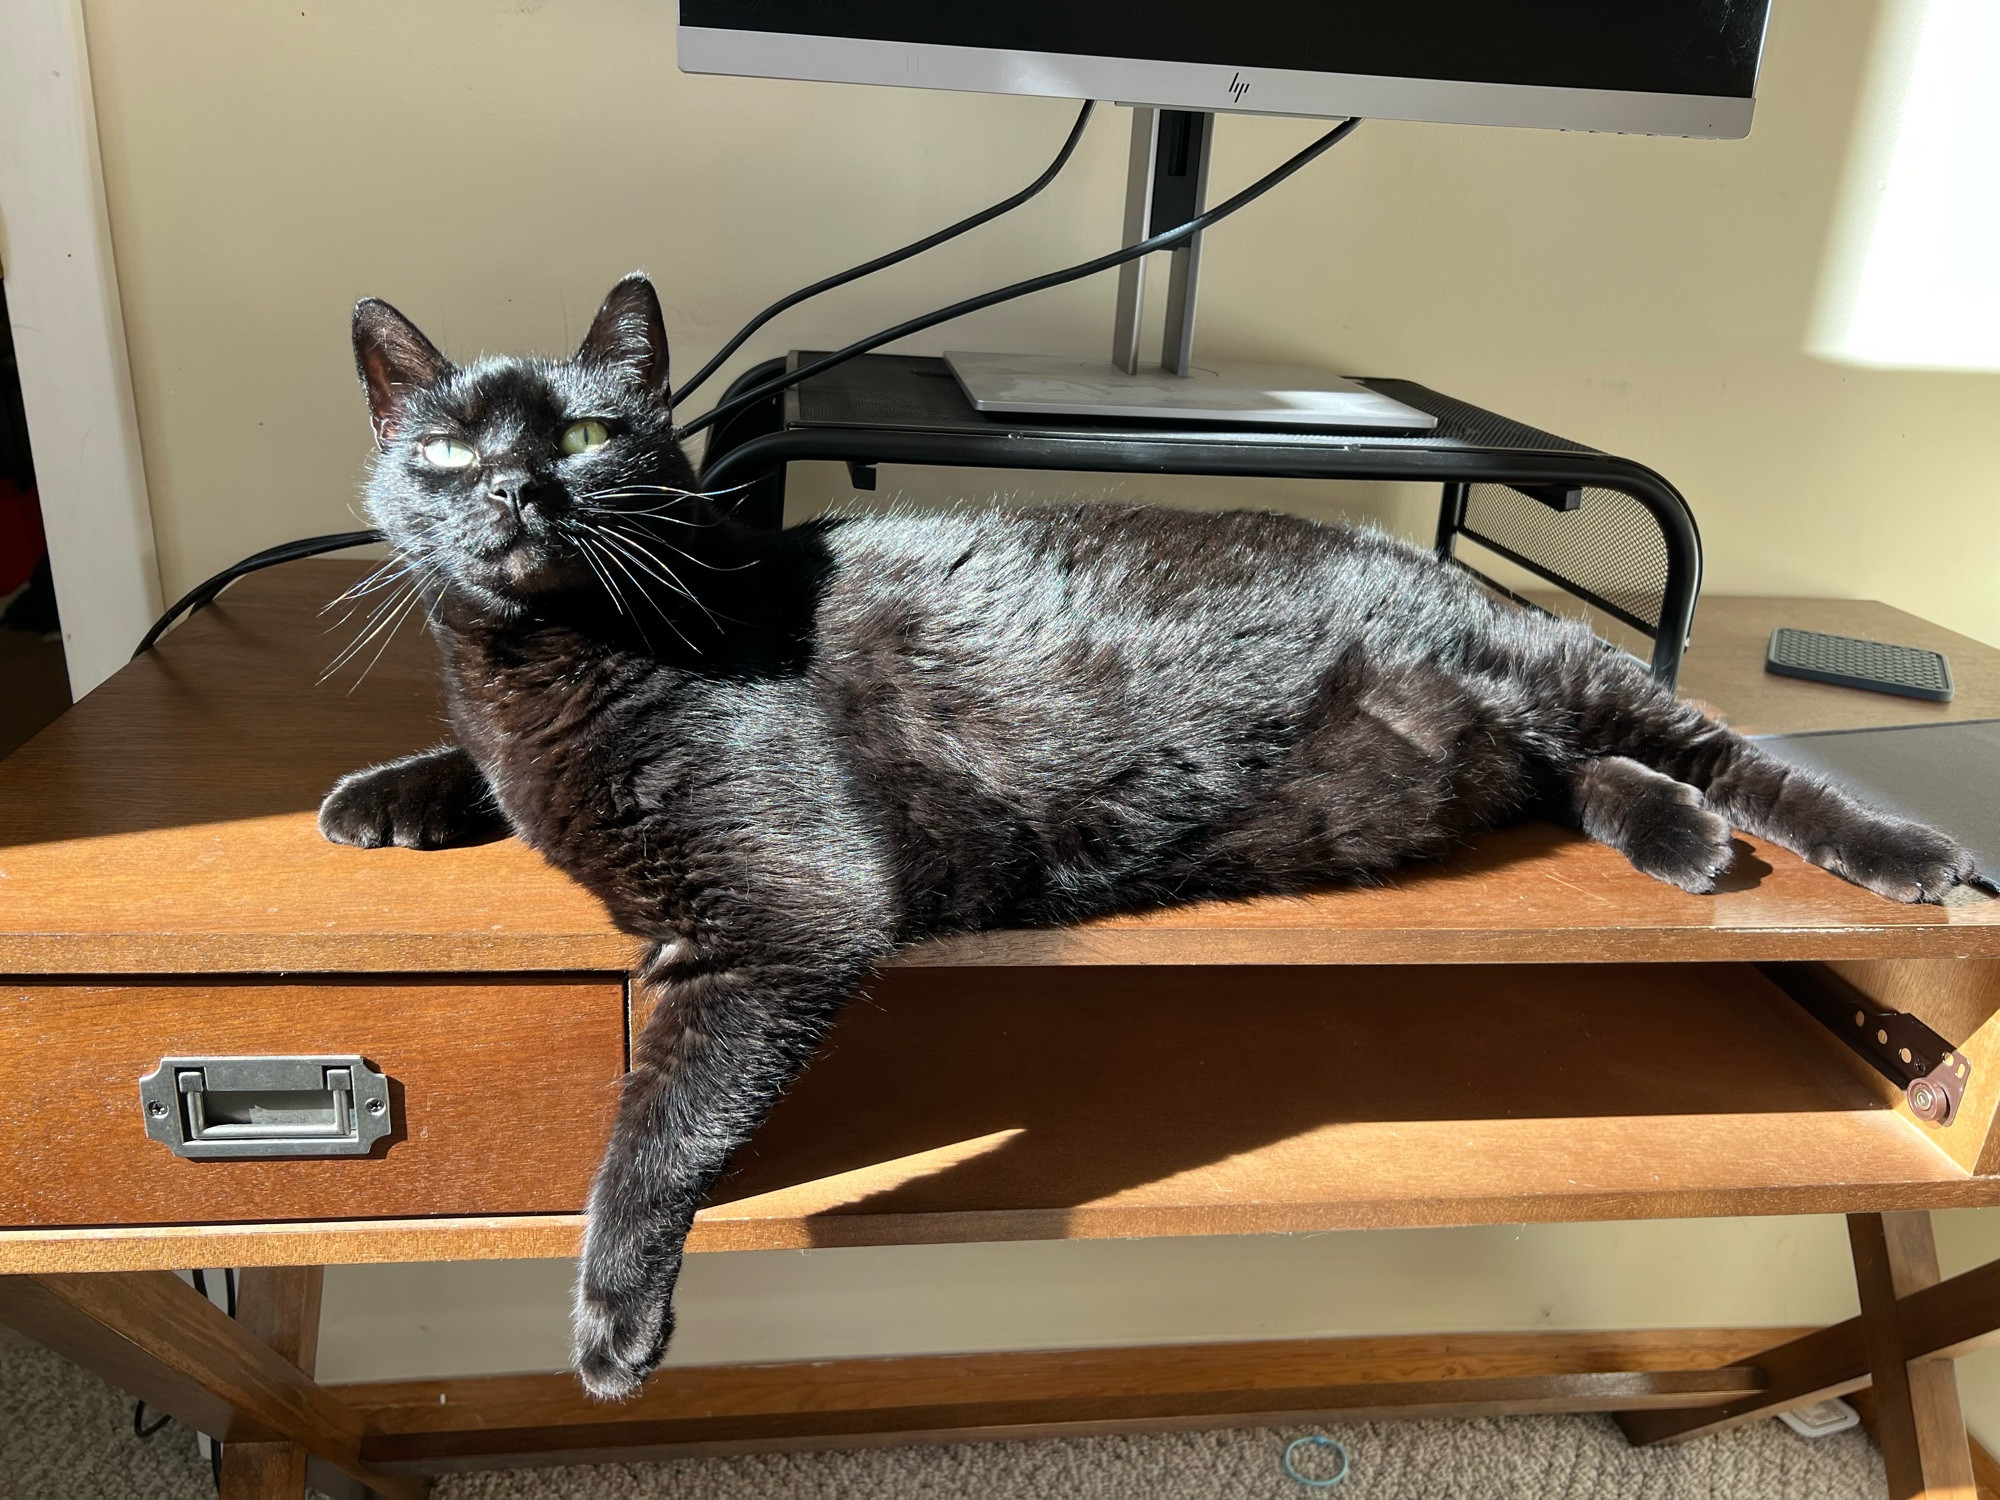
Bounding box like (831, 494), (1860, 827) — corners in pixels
(1459, 484), (1669, 633)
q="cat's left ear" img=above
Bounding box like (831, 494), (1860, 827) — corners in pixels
(578, 273), (671, 407)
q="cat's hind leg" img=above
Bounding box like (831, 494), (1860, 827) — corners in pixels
(1696, 739), (1976, 902)
(1554, 642), (1974, 903)
(1566, 755), (1735, 894)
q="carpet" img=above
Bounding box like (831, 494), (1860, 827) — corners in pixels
(1, 1330), (1887, 1499)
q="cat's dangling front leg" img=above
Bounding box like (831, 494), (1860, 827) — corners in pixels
(318, 743), (508, 850)
(573, 938), (879, 1400)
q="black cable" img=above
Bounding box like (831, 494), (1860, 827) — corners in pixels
(125, 115), (1359, 645)
(670, 101), (1096, 409)
(130, 110), (1097, 656)
(132, 1401), (173, 1440)
(673, 116), (1365, 442)
(133, 530), (380, 657)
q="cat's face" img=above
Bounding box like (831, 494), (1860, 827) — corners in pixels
(352, 274), (698, 613)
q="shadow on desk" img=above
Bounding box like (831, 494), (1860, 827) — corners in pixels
(706, 955), (1883, 1245)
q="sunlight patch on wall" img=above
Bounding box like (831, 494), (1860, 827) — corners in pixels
(1810, 0), (2000, 371)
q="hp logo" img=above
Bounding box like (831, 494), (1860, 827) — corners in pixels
(1226, 72), (1251, 104)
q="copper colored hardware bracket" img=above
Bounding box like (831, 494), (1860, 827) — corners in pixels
(1759, 964), (1969, 1126)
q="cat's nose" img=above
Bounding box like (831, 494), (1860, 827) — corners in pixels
(486, 476), (561, 528)
(485, 480), (525, 525)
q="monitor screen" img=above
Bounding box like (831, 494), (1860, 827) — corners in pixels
(681, 2), (1772, 138)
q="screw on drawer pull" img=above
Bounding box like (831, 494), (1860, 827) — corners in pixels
(137, 1056), (393, 1159)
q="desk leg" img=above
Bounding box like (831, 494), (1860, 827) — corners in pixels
(1850, 1212), (1978, 1500)
(222, 1441), (309, 1498)
(1620, 1213), (1988, 1500)
(218, 1267), (319, 1500)
(0, 1268), (427, 1500)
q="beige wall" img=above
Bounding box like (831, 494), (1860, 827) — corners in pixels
(311, 1214), (2000, 1455)
(315, 1220), (1871, 1382)
(81, 0), (2000, 645)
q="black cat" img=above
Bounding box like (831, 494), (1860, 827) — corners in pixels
(320, 274), (1975, 1400)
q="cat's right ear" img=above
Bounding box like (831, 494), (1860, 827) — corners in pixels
(352, 299), (452, 447)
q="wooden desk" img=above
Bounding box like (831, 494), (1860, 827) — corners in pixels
(3, 566), (1999, 1498)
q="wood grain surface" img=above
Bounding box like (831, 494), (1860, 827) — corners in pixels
(1850, 1211), (1978, 1499)
(678, 962), (1994, 1249)
(0, 1270), (427, 1498)
(11, 960), (2000, 1268)
(1671, 599), (2000, 738)
(1623, 1242), (2000, 1448)
(337, 1328), (1785, 1474)
(1805, 960), (2000, 1177)
(0, 562), (635, 974)
(4, 564), (1999, 1268)
(349, 1327), (1796, 1433)
(0, 1215), (590, 1275)
(0, 979), (624, 1226)
(1618, 1313), (1872, 1447)
(218, 1266), (326, 1500)
(0, 566), (1993, 975)
(362, 1374), (1756, 1473)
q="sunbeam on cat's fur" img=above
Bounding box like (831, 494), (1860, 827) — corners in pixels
(317, 274), (1977, 1401)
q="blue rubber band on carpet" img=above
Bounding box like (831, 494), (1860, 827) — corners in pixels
(1282, 1435), (1350, 1488)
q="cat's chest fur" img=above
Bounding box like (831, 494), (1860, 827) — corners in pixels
(437, 618), (703, 930)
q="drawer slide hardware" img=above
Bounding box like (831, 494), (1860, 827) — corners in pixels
(1761, 965), (1969, 1126)
(138, 1055), (393, 1159)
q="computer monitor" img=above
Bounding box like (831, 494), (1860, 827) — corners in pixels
(680, 4), (1771, 140)
(678, 3), (1773, 430)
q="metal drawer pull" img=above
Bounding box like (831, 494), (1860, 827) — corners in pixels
(138, 1056), (392, 1159)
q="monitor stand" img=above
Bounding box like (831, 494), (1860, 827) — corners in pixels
(946, 108), (1437, 434)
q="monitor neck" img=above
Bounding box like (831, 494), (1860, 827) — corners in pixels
(1111, 107), (1214, 378)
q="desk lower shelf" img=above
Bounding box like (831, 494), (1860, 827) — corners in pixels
(697, 962), (1980, 1245)
(6, 960), (1991, 1274)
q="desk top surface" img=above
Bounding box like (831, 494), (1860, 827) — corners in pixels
(2, 563), (1996, 976)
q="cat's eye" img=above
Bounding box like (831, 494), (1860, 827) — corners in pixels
(560, 419), (611, 456)
(419, 437), (477, 470)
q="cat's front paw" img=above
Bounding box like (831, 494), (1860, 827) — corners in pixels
(1822, 816), (1977, 904)
(572, 1275), (674, 1402)
(318, 748), (504, 850)
(318, 764), (458, 849)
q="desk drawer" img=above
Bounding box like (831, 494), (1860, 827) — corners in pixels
(0, 978), (625, 1226)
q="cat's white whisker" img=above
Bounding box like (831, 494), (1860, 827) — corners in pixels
(585, 527), (700, 654)
(320, 580), (417, 681)
(580, 505), (711, 527)
(322, 557), (409, 614)
(319, 560), (443, 683)
(323, 570), (416, 652)
(648, 534), (760, 574)
(580, 482), (745, 501)
(564, 526), (635, 624)
(344, 577), (432, 693)
(576, 500), (721, 529)
(591, 524), (721, 632)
